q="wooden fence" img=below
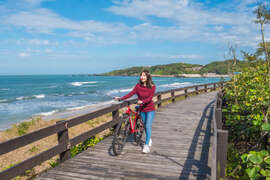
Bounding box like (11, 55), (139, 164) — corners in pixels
(211, 90), (228, 180)
(0, 82), (224, 179)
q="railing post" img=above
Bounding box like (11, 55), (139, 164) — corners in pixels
(184, 89), (188, 99)
(211, 131), (217, 180)
(217, 130), (228, 180)
(171, 90), (175, 103)
(195, 86), (199, 95)
(57, 121), (71, 163)
(215, 108), (222, 129)
(157, 94), (162, 108)
(204, 85), (207, 92)
(112, 109), (120, 130)
(214, 83), (216, 90)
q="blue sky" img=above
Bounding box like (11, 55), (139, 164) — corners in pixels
(0, 0), (269, 75)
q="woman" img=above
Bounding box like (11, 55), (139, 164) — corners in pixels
(114, 70), (156, 153)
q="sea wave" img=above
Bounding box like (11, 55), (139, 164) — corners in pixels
(0, 99), (8, 103)
(159, 82), (192, 88)
(66, 105), (91, 111)
(16, 94), (46, 101)
(106, 88), (133, 96)
(70, 81), (97, 86)
(46, 85), (58, 89)
(34, 94), (45, 99)
(0, 88), (9, 91)
(38, 110), (58, 116)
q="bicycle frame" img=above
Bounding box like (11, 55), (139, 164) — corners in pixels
(124, 105), (142, 133)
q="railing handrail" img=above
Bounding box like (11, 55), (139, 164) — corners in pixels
(211, 90), (228, 180)
(0, 81), (225, 180)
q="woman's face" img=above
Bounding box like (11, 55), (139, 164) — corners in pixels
(140, 72), (147, 83)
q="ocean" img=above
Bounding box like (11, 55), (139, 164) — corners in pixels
(0, 75), (226, 130)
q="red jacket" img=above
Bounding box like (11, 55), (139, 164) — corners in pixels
(120, 83), (156, 112)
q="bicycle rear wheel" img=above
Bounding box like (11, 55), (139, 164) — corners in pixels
(134, 116), (144, 146)
(112, 114), (130, 155)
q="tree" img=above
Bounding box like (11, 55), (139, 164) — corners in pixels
(254, 3), (270, 123)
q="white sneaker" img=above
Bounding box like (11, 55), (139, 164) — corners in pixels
(149, 139), (152, 147)
(142, 145), (150, 153)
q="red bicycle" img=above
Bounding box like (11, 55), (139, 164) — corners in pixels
(112, 101), (144, 155)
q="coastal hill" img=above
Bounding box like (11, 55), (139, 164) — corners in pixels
(97, 60), (246, 77)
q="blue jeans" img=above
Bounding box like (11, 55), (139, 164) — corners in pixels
(140, 111), (155, 145)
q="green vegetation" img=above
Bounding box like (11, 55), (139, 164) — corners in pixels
(29, 146), (39, 153)
(224, 62), (270, 179)
(13, 116), (42, 136)
(70, 136), (103, 158)
(49, 136), (103, 169)
(100, 61), (247, 76)
(223, 4), (270, 179)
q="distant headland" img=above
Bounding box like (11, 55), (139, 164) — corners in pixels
(93, 59), (245, 77)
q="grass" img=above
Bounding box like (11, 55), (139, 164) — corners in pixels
(28, 146), (39, 153)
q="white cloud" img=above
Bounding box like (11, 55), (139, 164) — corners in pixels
(19, 52), (30, 57)
(3, 8), (129, 34)
(107, 0), (268, 47)
(29, 39), (50, 45)
(0, 0), (269, 49)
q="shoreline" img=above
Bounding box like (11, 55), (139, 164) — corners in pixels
(96, 74), (229, 78)
(0, 100), (118, 132)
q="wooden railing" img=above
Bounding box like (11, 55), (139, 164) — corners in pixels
(211, 91), (228, 180)
(0, 82), (224, 179)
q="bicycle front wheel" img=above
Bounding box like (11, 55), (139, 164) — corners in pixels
(112, 115), (130, 155)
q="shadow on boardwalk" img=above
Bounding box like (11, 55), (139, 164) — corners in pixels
(152, 100), (214, 180)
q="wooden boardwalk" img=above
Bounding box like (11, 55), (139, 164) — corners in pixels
(36, 91), (217, 180)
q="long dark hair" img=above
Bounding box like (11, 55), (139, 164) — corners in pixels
(139, 69), (154, 88)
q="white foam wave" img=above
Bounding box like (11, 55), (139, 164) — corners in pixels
(38, 110), (58, 116)
(67, 105), (90, 111)
(16, 94), (46, 101)
(159, 82), (192, 88)
(71, 81), (97, 86)
(0, 99), (7, 103)
(34, 94), (45, 99)
(0, 88), (9, 91)
(106, 88), (133, 96)
(16, 96), (27, 100)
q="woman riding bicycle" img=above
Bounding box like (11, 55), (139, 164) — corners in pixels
(114, 69), (155, 153)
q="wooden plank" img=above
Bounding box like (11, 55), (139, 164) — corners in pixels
(0, 121), (66, 155)
(0, 143), (67, 180)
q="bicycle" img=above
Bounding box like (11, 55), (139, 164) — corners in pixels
(112, 100), (145, 155)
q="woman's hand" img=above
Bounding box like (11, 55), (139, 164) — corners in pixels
(137, 100), (143, 105)
(114, 97), (121, 101)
